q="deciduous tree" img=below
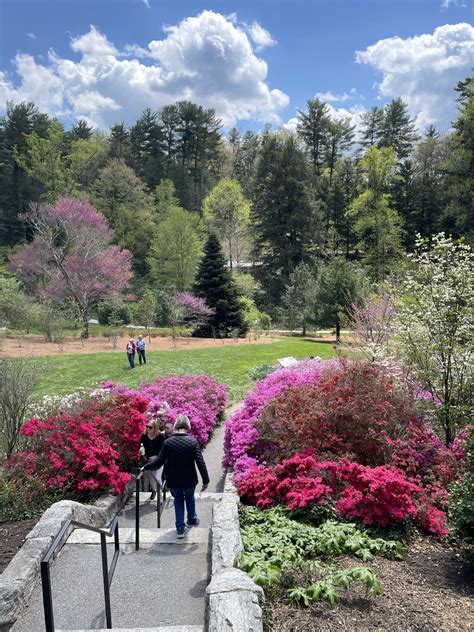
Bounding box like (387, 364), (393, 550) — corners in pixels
(9, 197), (133, 338)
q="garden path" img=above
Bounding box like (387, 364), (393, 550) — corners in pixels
(11, 421), (230, 632)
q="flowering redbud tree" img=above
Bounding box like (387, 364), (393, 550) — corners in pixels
(9, 197), (133, 338)
(392, 233), (473, 444)
(349, 291), (396, 363)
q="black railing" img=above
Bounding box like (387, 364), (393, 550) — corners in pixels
(134, 470), (167, 550)
(41, 516), (120, 632)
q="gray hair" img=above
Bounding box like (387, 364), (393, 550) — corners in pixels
(174, 414), (191, 431)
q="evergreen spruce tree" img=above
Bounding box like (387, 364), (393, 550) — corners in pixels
(193, 233), (248, 337)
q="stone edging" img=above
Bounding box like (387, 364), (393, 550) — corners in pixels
(0, 479), (135, 632)
(206, 473), (264, 631)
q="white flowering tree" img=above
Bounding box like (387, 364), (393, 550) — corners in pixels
(392, 233), (473, 444)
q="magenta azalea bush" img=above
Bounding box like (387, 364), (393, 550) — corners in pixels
(102, 374), (227, 444)
(224, 358), (335, 476)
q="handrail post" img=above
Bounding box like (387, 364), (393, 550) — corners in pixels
(135, 474), (140, 550)
(157, 482), (161, 528)
(41, 560), (55, 632)
(100, 532), (112, 629)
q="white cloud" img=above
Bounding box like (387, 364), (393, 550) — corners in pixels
(0, 12), (287, 129)
(248, 22), (277, 51)
(356, 22), (474, 130)
(142, 0), (151, 8)
(441, 0), (466, 9)
(315, 91), (351, 103)
(26, 32), (36, 40)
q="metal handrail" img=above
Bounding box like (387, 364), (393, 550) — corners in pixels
(41, 515), (120, 632)
(134, 470), (167, 550)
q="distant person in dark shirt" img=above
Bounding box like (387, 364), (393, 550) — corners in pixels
(138, 417), (165, 500)
(142, 414), (209, 538)
(136, 334), (146, 365)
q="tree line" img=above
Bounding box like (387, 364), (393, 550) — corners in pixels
(0, 74), (472, 334)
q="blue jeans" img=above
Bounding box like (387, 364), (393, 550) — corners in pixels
(137, 348), (146, 364)
(127, 352), (135, 368)
(170, 487), (197, 531)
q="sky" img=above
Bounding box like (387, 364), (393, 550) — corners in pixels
(0, 0), (472, 135)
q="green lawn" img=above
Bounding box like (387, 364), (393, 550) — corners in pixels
(33, 338), (335, 403)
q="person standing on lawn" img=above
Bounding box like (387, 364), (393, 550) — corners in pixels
(126, 338), (136, 369)
(142, 414), (209, 538)
(136, 334), (146, 365)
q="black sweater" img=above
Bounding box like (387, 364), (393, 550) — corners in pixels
(143, 433), (209, 489)
(139, 433), (165, 459)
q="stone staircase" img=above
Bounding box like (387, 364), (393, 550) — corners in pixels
(11, 491), (221, 632)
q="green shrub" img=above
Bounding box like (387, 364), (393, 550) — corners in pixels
(248, 364), (276, 381)
(97, 301), (131, 326)
(449, 428), (474, 549)
(0, 474), (62, 523)
(236, 506), (404, 605)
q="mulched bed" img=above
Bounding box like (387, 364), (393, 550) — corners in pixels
(0, 518), (38, 573)
(266, 538), (473, 631)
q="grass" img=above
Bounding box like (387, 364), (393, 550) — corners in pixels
(32, 338), (336, 403)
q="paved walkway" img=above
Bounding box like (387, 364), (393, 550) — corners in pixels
(11, 423), (228, 632)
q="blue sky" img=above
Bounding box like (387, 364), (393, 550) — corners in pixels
(0, 0), (472, 133)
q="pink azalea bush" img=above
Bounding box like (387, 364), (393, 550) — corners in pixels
(224, 358), (335, 476)
(102, 374), (227, 444)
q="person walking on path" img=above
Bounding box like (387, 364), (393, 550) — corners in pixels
(138, 417), (165, 500)
(126, 338), (136, 369)
(136, 334), (147, 365)
(142, 414), (209, 538)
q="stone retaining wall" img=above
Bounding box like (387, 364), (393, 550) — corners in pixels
(206, 474), (263, 631)
(0, 480), (134, 632)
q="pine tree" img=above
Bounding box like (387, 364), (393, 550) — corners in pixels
(193, 233), (248, 337)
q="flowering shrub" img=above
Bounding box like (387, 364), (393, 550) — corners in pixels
(7, 394), (148, 495)
(224, 358), (334, 472)
(237, 452), (448, 537)
(5, 374), (226, 505)
(254, 361), (425, 466)
(102, 374), (227, 444)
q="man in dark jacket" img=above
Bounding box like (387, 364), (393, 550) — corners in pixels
(142, 414), (209, 538)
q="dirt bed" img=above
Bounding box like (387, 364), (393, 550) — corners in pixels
(0, 333), (277, 358)
(0, 518), (38, 573)
(267, 538), (473, 631)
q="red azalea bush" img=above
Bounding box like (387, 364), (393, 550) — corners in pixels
(254, 361), (424, 466)
(237, 452), (448, 537)
(6, 394), (148, 495)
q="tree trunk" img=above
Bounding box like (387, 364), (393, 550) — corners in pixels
(336, 319), (341, 343)
(81, 308), (89, 339)
(302, 322), (306, 337)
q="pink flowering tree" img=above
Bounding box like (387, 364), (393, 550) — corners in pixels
(174, 291), (214, 327)
(166, 291), (214, 345)
(349, 291), (396, 362)
(9, 197), (133, 338)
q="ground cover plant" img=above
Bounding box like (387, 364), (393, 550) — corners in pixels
(237, 505), (404, 605)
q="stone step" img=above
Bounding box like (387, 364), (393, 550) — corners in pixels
(67, 526), (209, 546)
(57, 627), (204, 632)
(132, 491), (222, 502)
